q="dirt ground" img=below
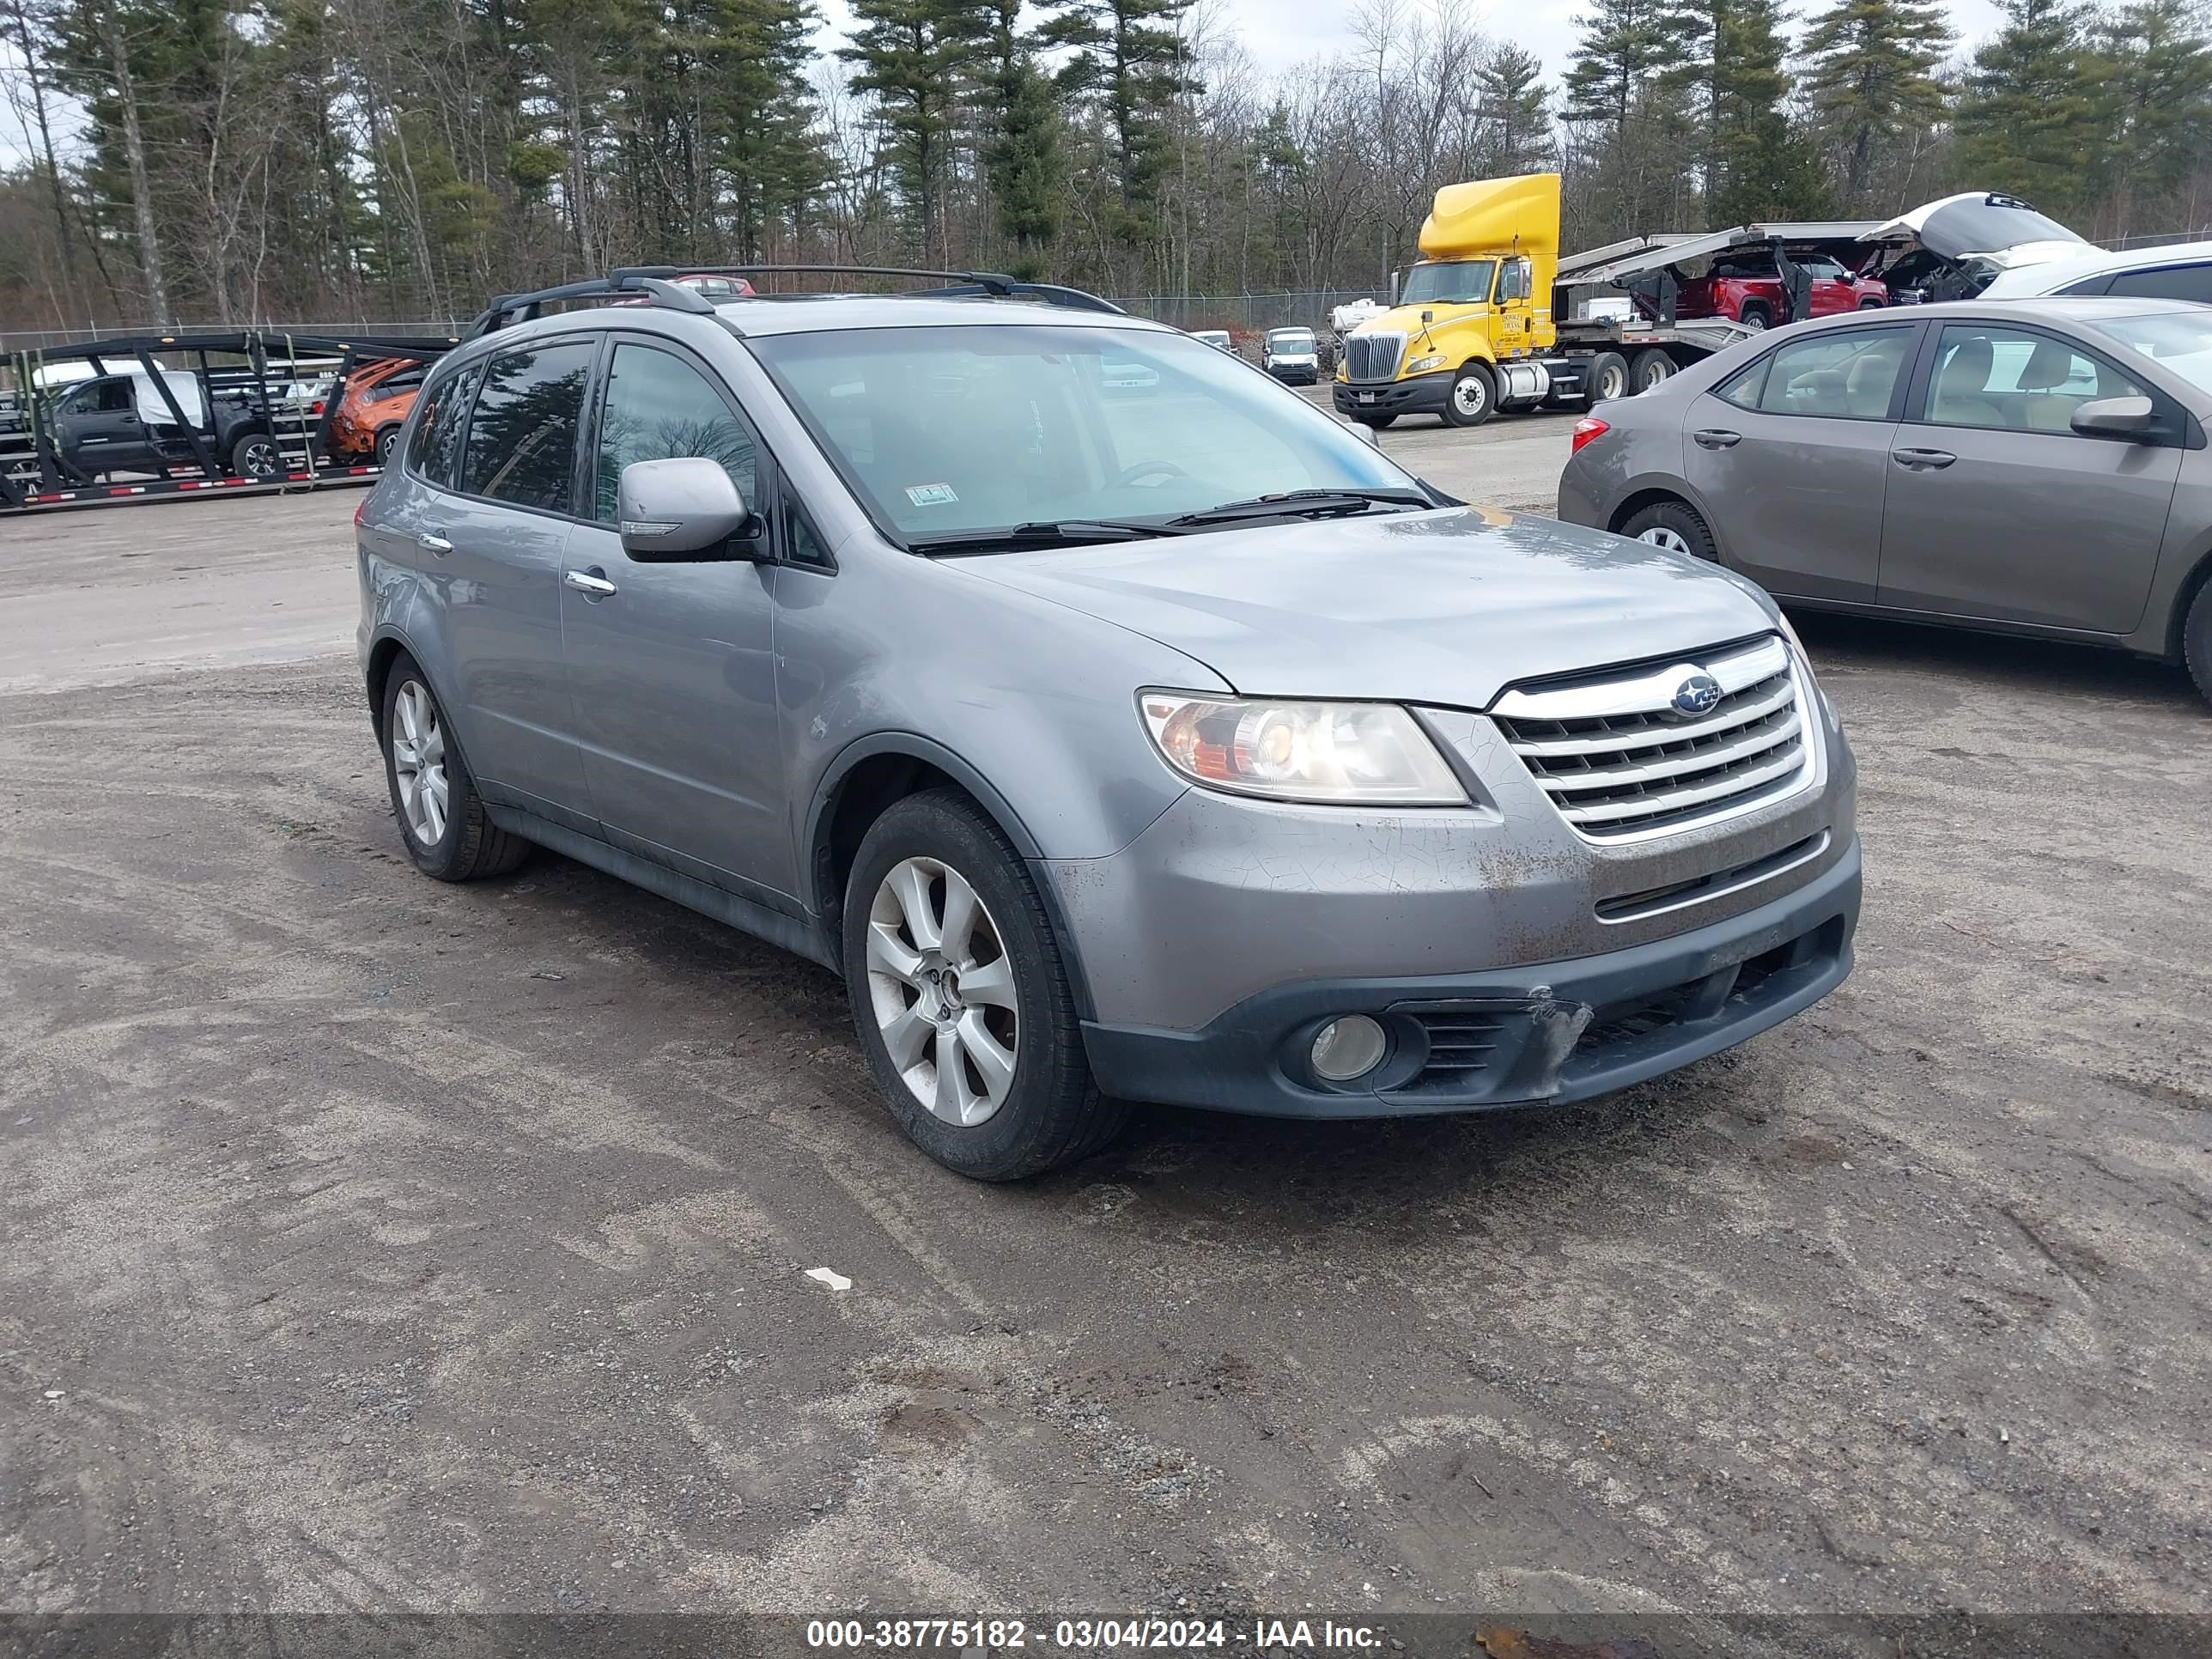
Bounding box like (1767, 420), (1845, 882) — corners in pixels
(2, 441), (2209, 1639)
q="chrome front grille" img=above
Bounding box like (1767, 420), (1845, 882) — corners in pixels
(1343, 331), (1406, 383)
(1490, 635), (1814, 841)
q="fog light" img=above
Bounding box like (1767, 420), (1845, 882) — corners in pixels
(1310, 1015), (1387, 1082)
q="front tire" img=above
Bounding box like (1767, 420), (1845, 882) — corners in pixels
(843, 789), (1125, 1180)
(380, 655), (531, 881)
(1620, 499), (1718, 562)
(1443, 362), (1496, 428)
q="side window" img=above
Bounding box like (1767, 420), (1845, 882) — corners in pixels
(2106, 263), (2212, 305)
(1497, 258), (1532, 302)
(95, 380), (135, 413)
(460, 342), (593, 513)
(593, 343), (757, 525)
(1733, 327), (1910, 419)
(786, 504), (834, 570)
(409, 357), (487, 489)
(1923, 325), (2143, 433)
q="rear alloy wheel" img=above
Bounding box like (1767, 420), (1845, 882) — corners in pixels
(380, 656), (530, 882)
(1586, 350), (1630, 404)
(2184, 580), (2212, 708)
(229, 432), (282, 478)
(1443, 362), (1497, 428)
(1620, 499), (1719, 562)
(1857, 298), (1886, 311)
(844, 789), (1125, 1180)
(374, 426), (401, 465)
(1630, 349), (1676, 394)
(1737, 303), (1773, 331)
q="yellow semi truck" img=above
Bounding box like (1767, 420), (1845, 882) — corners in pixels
(1332, 173), (1887, 429)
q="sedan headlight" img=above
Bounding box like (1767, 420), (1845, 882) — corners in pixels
(1406, 354), (1446, 374)
(1139, 693), (1466, 805)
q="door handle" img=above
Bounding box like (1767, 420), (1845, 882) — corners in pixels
(1891, 448), (1957, 470)
(1692, 428), (1741, 448)
(564, 568), (618, 599)
(417, 532), (453, 555)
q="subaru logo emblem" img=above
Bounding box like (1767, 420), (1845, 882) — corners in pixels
(1670, 671), (1723, 716)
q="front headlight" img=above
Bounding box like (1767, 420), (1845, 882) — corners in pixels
(1406, 354), (1446, 374)
(1139, 693), (1467, 805)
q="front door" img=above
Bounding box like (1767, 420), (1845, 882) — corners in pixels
(60, 380), (154, 477)
(559, 337), (793, 903)
(1878, 322), (2179, 633)
(1681, 322), (1918, 602)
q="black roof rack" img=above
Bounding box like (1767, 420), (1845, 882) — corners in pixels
(465, 264), (1124, 338)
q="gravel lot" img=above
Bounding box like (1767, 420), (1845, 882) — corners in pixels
(3, 420), (2209, 1640)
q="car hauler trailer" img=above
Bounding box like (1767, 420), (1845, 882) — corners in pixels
(1332, 173), (1892, 427)
(0, 330), (456, 512)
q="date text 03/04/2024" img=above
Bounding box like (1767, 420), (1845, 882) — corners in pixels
(804, 1618), (1392, 1650)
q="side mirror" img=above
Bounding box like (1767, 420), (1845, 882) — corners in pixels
(1348, 420), (1380, 448)
(1421, 309), (1434, 325)
(2069, 396), (2159, 441)
(617, 456), (759, 561)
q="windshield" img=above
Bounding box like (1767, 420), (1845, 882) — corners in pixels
(1268, 330), (1315, 349)
(1401, 260), (1497, 306)
(750, 324), (1416, 544)
(2092, 312), (2212, 395)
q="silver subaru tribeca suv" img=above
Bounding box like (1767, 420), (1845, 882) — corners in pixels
(356, 270), (1860, 1179)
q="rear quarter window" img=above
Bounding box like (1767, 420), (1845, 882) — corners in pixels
(408, 357), (488, 489)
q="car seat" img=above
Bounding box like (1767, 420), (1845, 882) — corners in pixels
(2012, 337), (2087, 431)
(1844, 345), (1901, 417)
(1929, 337), (2008, 427)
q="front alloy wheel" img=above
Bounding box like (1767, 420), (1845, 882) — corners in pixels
(866, 855), (1019, 1127)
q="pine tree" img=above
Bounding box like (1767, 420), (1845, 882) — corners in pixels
(2086, 0), (2212, 237)
(1704, 0), (1832, 222)
(1039, 0), (1196, 235)
(1474, 44), (1556, 177)
(1561, 0), (1693, 138)
(840, 0), (990, 264)
(1954, 0), (2098, 222)
(981, 0), (1064, 277)
(1798, 0), (1952, 201)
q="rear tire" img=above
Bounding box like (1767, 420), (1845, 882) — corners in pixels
(1586, 350), (1630, 404)
(374, 426), (401, 465)
(1630, 349), (1675, 393)
(1443, 362), (1496, 428)
(1620, 499), (1718, 562)
(380, 654), (531, 882)
(229, 431), (282, 478)
(843, 789), (1126, 1181)
(1737, 303), (1773, 331)
(1857, 298), (1886, 311)
(2184, 580), (2212, 708)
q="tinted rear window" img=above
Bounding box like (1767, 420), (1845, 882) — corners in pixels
(2105, 263), (2212, 305)
(459, 342), (594, 514)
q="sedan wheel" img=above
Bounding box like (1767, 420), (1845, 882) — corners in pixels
(1636, 526), (1692, 554)
(866, 855), (1020, 1127)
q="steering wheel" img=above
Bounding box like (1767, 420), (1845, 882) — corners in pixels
(1115, 459), (1191, 488)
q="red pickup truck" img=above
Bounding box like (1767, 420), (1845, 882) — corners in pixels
(1675, 250), (1888, 329)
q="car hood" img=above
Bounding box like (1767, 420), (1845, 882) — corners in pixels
(1864, 191), (2090, 262)
(961, 507), (1779, 710)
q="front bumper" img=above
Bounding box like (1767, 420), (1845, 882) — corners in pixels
(1080, 840), (1858, 1118)
(1334, 372), (1451, 416)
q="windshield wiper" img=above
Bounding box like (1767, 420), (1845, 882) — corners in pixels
(1164, 488), (1435, 528)
(908, 518), (1188, 556)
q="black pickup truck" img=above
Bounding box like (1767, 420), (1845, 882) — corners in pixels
(45, 372), (290, 482)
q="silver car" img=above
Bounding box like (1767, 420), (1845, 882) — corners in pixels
(357, 271), (1860, 1179)
(1559, 297), (2212, 705)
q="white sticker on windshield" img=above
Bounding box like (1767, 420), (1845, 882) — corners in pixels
(905, 483), (959, 507)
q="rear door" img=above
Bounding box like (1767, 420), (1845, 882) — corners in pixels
(557, 336), (794, 902)
(399, 340), (599, 818)
(1877, 320), (2179, 632)
(1680, 321), (1919, 602)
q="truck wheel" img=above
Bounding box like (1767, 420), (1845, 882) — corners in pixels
(1737, 302), (1773, 331)
(1586, 351), (1629, 404)
(843, 789), (1127, 1180)
(1630, 349), (1675, 393)
(1620, 499), (1717, 562)
(1443, 363), (1496, 428)
(229, 432), (282, 478)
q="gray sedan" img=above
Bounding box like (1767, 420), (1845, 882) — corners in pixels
(1558, 296), (2212, 703)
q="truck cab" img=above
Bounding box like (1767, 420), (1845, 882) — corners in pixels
(1334, 173), (1562, 429)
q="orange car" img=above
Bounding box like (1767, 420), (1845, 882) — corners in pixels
(328, 356), (432, 465)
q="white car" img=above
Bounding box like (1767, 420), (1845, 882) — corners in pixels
(1189, 329), (1235, 352)
(1980, 240), (2212, 303)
